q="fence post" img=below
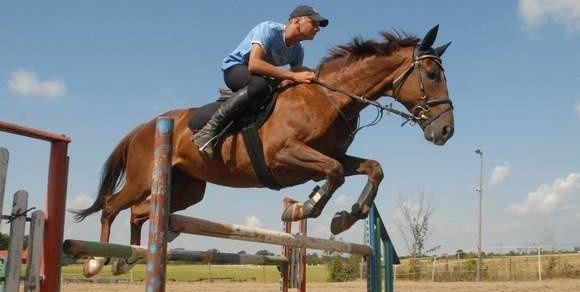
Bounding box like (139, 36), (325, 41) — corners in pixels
(25, 210), (45, 292)
(145, 117), (173, 292)
(0, 148), (8, 233)
(368, 205), (379, 292)
(537, 247), (542, 281)
(5, 190), (28, 292)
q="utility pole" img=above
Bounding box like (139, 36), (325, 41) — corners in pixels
(474, 149), (483, 281)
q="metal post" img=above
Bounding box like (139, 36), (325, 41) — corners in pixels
(474, 149), (483, 281)
(42, 141), (69, 292)
(537, 247), (542, 281)
(145, 117), (173, 292)
(0, 147), (8, 233)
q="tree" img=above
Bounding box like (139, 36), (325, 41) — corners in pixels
(395, 192), (438, 280)
(255, 249), (274, 256)
(0, 233), (8, 250)
(327, 254), (361, 282)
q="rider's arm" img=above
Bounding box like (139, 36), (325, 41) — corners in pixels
(290, 66), (312, 72)
(248, 44), (314, 83)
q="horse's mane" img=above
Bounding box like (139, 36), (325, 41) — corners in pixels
(321, 31), (419, 64)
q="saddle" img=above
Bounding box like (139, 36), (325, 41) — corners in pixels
(188, 88), (281, 190)
(188, 88), (277, 133)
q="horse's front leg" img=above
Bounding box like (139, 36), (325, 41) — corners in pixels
(330, 155), (384, 235)
(276, 140), (345, 222)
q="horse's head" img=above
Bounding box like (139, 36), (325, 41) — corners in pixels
(389, 25), (454, 145)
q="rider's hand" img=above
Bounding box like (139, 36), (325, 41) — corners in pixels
(291, 71), (316, 83)
(278, 79), (295, 88)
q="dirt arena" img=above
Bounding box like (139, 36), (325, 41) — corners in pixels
(62, 279), (580, 291)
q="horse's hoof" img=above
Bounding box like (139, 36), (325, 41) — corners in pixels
(111, 257), (139, 275)
(330, 211), (358, 235)
(83, 256), (107, 278)
(167, 230), (181, 242)
(281, 202), (304, 222)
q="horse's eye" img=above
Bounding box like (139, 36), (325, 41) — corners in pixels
(426, 68), (439, 80)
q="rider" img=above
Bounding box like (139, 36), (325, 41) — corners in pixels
(193, 5), (329, 158)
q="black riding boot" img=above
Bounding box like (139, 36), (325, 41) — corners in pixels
(193, 87), (251, 158)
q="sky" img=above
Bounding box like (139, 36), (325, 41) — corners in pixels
(1, 1), (579, 257)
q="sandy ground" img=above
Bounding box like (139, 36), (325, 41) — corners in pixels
(61, 279), (580, 292)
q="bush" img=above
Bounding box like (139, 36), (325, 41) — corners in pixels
(326, 254), (361, 282)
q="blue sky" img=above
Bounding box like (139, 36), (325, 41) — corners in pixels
(1, 1), (579, 256)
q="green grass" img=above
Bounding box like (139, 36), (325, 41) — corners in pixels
(61, 264), (330, 283)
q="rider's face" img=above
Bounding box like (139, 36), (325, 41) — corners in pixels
(298, 16), (320, 40)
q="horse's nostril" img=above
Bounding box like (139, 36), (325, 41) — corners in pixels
(442, 126), (450, 138)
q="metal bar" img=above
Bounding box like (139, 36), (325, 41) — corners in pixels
(146, 117), (173, 292)
(381, 219), (394, 292)
(0, 121), (70, 143)
(374, 207), (383, 292)
(373, 205), (400, 265)
(281, 201), (292, 292)
(41, 141), (69, 292)
(25, 210), (45, 292)
(367, 207), (380, 292)
(170, 214), (373, 255)
(5, 190), (28, 292)
(62, 239), (288, 265)
(0, 147), (8, 233)
(299, 219), (307, 292)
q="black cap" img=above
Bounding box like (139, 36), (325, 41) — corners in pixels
(289, 5), (329, 27)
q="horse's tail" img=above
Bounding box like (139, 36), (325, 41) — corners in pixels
(70, 127), (137, 222)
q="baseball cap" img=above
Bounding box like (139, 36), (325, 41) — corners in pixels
(289, 5), (329, 27)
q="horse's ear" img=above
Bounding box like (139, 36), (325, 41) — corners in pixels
(434, 41), (451, 57)
(420, 24), (439, 50)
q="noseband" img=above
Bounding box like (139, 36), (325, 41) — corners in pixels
(391, 54), (453, 127)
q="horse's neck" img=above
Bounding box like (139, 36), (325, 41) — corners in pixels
(318, 54), (406, 114)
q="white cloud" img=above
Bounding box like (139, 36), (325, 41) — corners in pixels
(508, 172), (580, 215)
(68, 192), (94, 209)
(576, 101), (580, 117)
(7, 69), (67, 98)
(245, 215), (263, 228)
(488, 162), (511, 187)
(518, 0), (580, 32)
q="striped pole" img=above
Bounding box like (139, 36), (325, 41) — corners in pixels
(63, 239), (287, 265)
(169, 214), (372, 255)
(146, 117), (173, 292)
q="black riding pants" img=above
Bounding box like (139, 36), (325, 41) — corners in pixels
(223, 65), (273, 103)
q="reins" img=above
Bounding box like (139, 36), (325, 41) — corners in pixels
(312, 52), (453, 142)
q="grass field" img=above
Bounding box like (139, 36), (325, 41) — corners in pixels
(62, 263), (330, 283)
(61, 279), (580, 292)
(60, 261), (580, 291)
(62, 253), (580, 283)
(396, 253), (580, 281)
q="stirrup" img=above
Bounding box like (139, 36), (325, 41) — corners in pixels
(195, 133), (220, 152)
(193, 121), (234, 153)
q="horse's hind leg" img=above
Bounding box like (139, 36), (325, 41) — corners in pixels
(111, 167), (206, 275)
(83, 174), (152, 277)
(330, 155), (384, 235)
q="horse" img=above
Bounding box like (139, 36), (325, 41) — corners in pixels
(71, 25), (454, 276)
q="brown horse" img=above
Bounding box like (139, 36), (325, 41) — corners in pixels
(72, 25), (454, 276)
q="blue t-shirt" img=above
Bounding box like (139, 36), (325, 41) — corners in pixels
(222, 21), (304, 71)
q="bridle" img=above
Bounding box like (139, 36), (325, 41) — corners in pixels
(314, 49), (453, 130)
(391, 53), (453, 127)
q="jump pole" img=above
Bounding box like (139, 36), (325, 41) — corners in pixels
(145, 116), (173, 292)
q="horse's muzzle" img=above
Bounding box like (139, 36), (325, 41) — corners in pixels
(424, 121), (454, 146)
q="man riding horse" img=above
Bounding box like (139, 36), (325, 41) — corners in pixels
(193, 5), (329, 158)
